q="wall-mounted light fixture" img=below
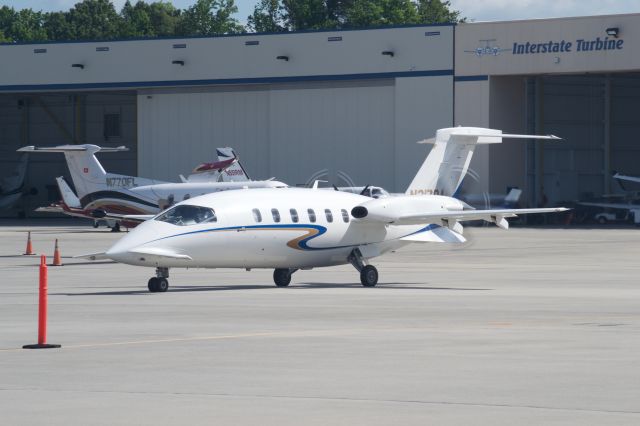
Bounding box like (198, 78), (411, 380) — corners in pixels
(276, 55), (289, 61)
(381, 50), (394, 57)
(606, 27), (619, 38)
(71, 63), (84, 69)
(172, 60), (185, 66)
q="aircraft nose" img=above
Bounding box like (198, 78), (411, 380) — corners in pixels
(105, 220), (165, 263)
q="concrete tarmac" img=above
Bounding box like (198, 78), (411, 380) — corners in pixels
(0, 221), (639, 425)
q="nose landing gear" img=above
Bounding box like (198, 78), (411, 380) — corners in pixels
(148, 267), (170, 292)
(273, 268), (298, 287)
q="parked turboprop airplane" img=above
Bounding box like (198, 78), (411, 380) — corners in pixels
(80, 127), (567, 292)
(19, 144), (287, 220)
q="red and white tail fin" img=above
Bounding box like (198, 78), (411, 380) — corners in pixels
(406, 127), (560, 197)
(216, 147), (250, 182)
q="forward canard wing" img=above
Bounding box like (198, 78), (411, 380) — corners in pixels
(126, 247), (193, 261)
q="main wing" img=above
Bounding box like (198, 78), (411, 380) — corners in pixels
(351, 196), (568, 230)
(387, 207), (568, 229)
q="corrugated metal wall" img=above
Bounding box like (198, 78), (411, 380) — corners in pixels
(138, 78), (450, 192)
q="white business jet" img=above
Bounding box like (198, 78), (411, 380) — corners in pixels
(18, 144), (287, 221)
(83, 127), (566, 292)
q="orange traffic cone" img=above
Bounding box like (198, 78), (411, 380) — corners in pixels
(52, 239), (63, 266)
(24, 231), (35, 255)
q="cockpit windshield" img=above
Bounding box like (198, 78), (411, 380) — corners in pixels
(155, 205), (217, 226)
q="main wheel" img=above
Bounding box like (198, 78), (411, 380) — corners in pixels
(148, 277), (159, 292)
(156, 278), (169, 292)
(273, 269), (292, 287)
(360, 265), (378, 287)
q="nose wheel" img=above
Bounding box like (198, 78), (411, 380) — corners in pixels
(273, 268), (297, 287)
(148, 267), (170, 292)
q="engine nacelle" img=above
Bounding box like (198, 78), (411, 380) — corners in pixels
(351, 195), (465, 223)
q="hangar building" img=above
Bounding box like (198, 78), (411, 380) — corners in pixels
(0, 13), (639, 216)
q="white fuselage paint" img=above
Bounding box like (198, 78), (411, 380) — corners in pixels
(105, 188), (452, 269)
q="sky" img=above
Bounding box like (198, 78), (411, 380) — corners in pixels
(0, 0), (639, 24)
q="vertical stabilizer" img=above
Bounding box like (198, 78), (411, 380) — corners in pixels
(406, 127), (560, 197)
(55, 176), (81, 209)
(216, 147), (251, 181)
(17, 145), (167, 200)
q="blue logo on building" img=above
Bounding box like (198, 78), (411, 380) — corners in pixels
(464, 39), (510, 57)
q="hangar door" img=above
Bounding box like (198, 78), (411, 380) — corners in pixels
(138, 80), (395, 188)
(522, 74), (640, 205)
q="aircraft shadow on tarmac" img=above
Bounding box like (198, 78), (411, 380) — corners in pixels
(56, 283), (490, 296)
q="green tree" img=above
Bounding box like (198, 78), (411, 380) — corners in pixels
(178, 0), (243, 36)
(281, 0), (339, 30)
(147, 2), (182, 36)
(66, 0), (121, 40)
(0, 6), (16, 41)
(344, 0), (419, 28)
(43, 11), (73, 41)
(120, 1), (154, 37)
(247, 0), (287, 33)
(416, 0), (464, 23)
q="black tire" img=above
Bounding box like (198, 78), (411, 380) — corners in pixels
(360, 265), (378, 287)
(273, 269), (292, 287)
(148, 277), (159, 292)
(156, 278), (169, 292)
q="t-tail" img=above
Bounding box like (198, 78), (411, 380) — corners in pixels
(17, 144), (167, 200)
(405, 127), (561, 197)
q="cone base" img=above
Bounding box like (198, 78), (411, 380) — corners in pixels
(22, 343), (61, 349)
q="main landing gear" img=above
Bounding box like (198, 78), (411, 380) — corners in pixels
(348, 248), (378, 287)
(273, 268), (298, 287)
(148, 267), (169, 292)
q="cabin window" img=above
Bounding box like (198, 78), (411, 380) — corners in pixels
(271, 208), (281, 223)
(290, 208), (299, 223)
(253, 208), (262, 223)
(325, 209), (333, 223)
(155, 205), (216, 226)
(341, 209), (349, 223)
(307, 209), (316, 223)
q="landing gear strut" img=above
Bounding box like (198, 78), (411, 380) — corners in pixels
(148, 267), (170, 292)
(348, 248), (378, 287)
(273, 268), (297, 287)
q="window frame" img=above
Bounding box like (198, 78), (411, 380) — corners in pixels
(307, 208), (316, 223)
(341, 209), (350, 223)
(253, 208), (262, 223)
(271, 208), (281, 223)
(290, 208), (299, 223)
(324, 208), (333, 223)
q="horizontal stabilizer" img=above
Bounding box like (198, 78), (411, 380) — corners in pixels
(18, 145), (128, 153)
